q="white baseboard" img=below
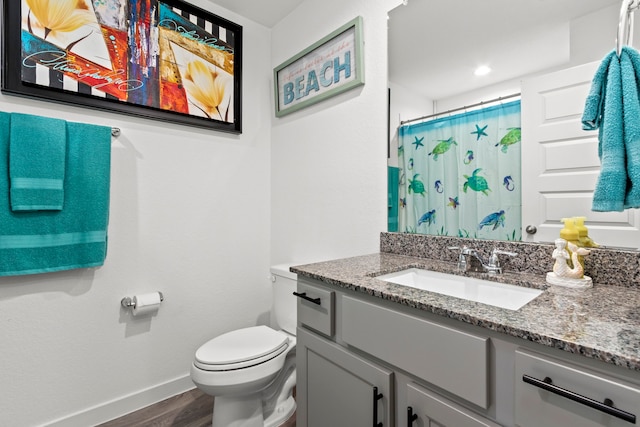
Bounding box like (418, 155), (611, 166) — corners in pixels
(42, 375), (195, 427)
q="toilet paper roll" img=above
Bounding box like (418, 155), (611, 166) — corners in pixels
(132, 292), (162, 316)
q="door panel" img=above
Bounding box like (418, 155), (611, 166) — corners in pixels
(297, 328), (393, 427)
(521, 61), (640, 248)
(407, 382), (500, 427)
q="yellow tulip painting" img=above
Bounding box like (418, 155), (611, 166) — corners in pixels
(5, 0), (242, 131)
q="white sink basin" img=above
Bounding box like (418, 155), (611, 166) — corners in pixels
(376, 268), (543, 311)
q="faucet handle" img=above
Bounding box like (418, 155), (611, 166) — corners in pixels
(459, 245), (475, 255)
(447, 246), (468, 270)
(491, 248), (517, 258)
(487, 248), (517, 273)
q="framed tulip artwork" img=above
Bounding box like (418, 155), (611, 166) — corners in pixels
(1, 0), (243, 133)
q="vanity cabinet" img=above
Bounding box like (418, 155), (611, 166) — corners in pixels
(295, 275), (640, 427)
(296, 279), (392, 426)
(296, 277), (497, 427)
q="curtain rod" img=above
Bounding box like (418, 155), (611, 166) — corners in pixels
(400, 92), (521, 126)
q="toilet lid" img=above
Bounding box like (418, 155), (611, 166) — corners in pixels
(195, 325), (289, 369)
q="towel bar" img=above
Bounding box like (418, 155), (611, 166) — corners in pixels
(111, 127), (121, 137)
(617, 0), (640, 55)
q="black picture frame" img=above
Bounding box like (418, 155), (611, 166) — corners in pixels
(1, 0), (242, 133)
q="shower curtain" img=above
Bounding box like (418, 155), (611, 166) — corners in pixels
(397, 100), (521, 240)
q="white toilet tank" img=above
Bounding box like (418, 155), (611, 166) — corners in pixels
(270, 264), (297, 335)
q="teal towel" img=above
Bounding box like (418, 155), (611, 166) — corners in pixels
(9, 113), (66, 211)
(582, 47), (640, 211)
(0, 113), (111, 276)
(582, 51), (614, 132)
(388, 166), (399, 232)
(622, 48), (640, 208)
(591, 50), (625, 211)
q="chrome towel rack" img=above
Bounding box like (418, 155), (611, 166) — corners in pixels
(617, 0), (640, 56)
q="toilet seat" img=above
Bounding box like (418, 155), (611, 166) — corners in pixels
(194, 325), (289, 371)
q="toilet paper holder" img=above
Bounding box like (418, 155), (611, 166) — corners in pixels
(121, 292), (164, 309)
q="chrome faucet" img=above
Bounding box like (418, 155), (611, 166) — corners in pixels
(449, 246), (517, 274)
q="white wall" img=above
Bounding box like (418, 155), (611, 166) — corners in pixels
(0, 2), (274, 426)
(271, 0), (402, 265)
(0, 0), (405, 423)
(388, 81), (433, 168)
(570, 3), (640, 67)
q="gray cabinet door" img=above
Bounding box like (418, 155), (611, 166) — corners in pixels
(406, 382), (501, 427)
(297, 327), (394, 427)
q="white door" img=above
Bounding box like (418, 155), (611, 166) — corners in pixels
(521, 61), (640, 249)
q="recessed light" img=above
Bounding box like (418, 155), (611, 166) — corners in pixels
(474, 66), (491, 76)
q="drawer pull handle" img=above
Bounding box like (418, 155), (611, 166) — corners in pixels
(407, 406), (418, 426)
(373, 386), (383, 427)
(293, 291), (321, 305)
(522, 375), (637, 424)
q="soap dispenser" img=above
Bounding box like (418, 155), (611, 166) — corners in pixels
(574, 216), (599, 248)
(559, 217), (580, 245)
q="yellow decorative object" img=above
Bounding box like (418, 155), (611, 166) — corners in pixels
(574, 216), (599, 248)
(559, 217), (579, 245)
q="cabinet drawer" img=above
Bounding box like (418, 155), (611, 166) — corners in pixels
(341, 295), (489, 408)
(407, 382), (500, 427)
(296, 281), (334, 337)
(515, 348), (640, 427)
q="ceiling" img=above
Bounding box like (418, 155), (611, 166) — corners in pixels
(210, 0), (303, 28)
(213, 0), (622, 100)
(388, 0), (621, 100)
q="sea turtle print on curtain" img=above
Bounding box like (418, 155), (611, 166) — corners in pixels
(397, 100), (521, 240)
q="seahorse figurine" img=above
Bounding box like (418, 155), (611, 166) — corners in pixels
(547, 238), (593, 289)
(564, 242), (591, 279)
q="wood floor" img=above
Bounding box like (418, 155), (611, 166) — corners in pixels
(97, 388), (296, 427)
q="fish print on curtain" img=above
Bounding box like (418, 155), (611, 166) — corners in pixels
(397, 100), (522, 240)
(19, 0), (235, 122)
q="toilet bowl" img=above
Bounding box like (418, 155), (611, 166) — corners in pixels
(190, 265), (298, 427)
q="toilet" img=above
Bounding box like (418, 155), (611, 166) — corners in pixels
(190, 264), (298, 427)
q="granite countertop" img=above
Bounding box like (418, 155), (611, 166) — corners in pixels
(291, 252), (640, 372)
